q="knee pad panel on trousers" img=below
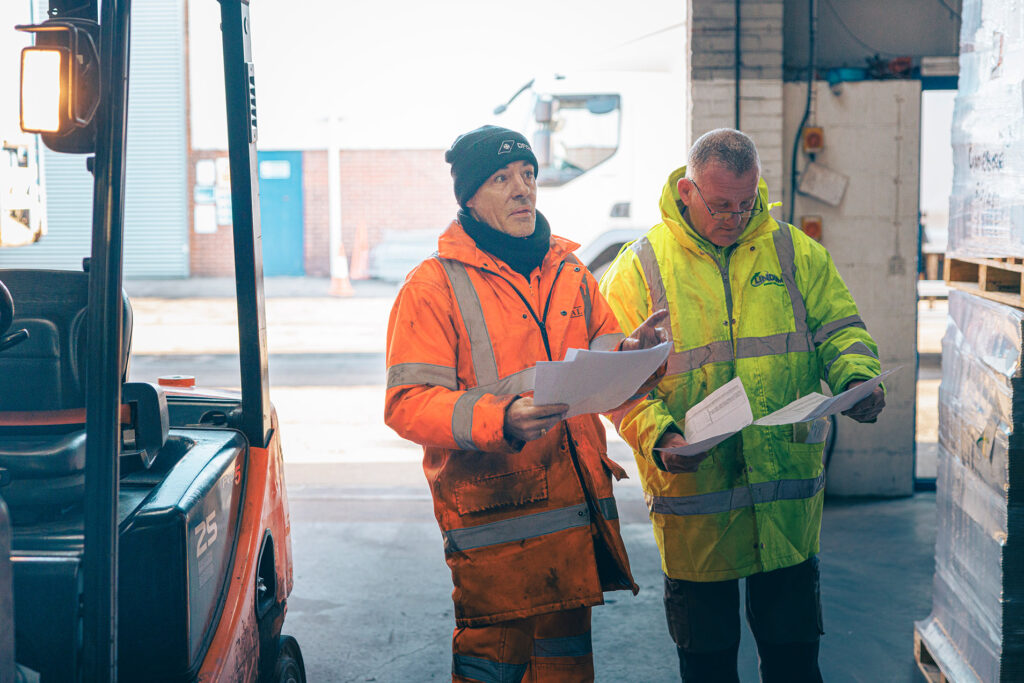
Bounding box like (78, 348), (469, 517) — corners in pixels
(745, 556), (824, 644)
(663, 574), (741, 653)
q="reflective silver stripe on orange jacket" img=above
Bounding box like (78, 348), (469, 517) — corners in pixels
(533, 630), (593, 658)
(437, 257), (499, 387)
(386, 362), (458, 390)
(444, 503), (591, 553)
(648, 472), (825, 517)
(596, 496), (619, 521)
(451, 367), (536, 450)
(452, 654), (527, 683)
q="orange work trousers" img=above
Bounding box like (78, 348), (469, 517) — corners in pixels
(452, 606), (594, 683)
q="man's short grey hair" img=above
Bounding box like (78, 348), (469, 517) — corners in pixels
(687, 128), (761, 179)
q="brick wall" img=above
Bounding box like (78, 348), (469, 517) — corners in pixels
(190, 148), (454, 277)
(689, 0), (785, 193)
(302, 151), (330, 276)
(189, 150), (234, 277)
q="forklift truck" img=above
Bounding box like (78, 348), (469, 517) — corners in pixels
(0, 1), (305, 680)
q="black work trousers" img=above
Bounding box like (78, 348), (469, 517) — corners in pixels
(663, 556), (824, 683)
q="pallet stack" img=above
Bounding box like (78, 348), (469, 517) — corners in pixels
(915, 1), (1024, 681)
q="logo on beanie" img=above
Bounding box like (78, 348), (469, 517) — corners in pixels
(498, 140), (531, 155)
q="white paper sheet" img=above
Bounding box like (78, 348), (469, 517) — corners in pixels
(533, 341), (672, 418)
(656, 377), (754, 456)
(752, 368), (897, 426)
(657, 368), (898, 456)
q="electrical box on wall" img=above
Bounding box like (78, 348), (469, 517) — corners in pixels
(802, 126), (824, 154)
(800, 215), (823, 241)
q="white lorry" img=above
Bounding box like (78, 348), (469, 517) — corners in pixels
(0, 138), (46, 248)
(495, 67), (688, 275)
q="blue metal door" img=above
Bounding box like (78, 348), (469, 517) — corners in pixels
(258, 151), (304, 276)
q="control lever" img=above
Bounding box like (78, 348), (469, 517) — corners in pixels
(0, 329), (28, 353)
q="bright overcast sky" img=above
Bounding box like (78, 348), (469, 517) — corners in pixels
(190, 0), (685, 150)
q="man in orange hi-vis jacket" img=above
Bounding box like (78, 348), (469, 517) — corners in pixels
(385, 125), (668, 682)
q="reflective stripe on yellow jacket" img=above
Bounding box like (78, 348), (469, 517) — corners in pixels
(599, 166), (881, 582)
(385, 219), (637, 627)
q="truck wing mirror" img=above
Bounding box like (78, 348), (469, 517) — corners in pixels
(16, 19), (100, 153)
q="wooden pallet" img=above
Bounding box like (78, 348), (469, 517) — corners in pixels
(915, 628), (952, 683)
(945, 256), (1024, 308)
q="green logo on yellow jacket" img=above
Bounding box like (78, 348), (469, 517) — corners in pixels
(750, 271), (785, 287)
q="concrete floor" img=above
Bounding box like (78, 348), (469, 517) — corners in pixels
(282, 461), (936, 682)
(124, 278), (943, 682)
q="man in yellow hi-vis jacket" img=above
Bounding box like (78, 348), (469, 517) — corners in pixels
(599, 128), (885, 683)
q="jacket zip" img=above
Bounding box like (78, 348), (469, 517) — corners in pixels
(483, 261), (565, 360)
(481, 259), (601, 521)
(709, 246), (766, 565)
(704, 248), (737, 354)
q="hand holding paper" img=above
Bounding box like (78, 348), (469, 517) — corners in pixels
(657, 377), (753, 457)
(656, 430), (712, 472)
(657, 369), (898, 459)
(533, 340), (672, 418)
(841, 379), (886, 423)
(752, 368), (895, 426)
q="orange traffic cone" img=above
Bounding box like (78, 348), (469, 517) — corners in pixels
(329, 236), (355, 297)
(349, 222), (370, 281)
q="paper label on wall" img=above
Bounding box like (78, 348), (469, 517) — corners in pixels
(798, 161), (849, 206)
(194, 204), (217, 234)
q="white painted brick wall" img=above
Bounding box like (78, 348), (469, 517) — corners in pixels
(782, 80), (921, 497)
(690, 0), (784, 80)
(690, 78), (784, 196)
(689, 0), (785, 192)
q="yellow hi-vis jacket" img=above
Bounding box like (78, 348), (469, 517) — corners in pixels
(599, 166), (881, 582)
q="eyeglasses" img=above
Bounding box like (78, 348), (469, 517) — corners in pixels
(689, 180), (758, 221)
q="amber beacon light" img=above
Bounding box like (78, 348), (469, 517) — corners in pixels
(16, 19), (100, 153)
(20, 47), (67, 134)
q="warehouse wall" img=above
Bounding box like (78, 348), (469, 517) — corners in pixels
(689, 1), (921, 496)
(783, 80), (921, 497)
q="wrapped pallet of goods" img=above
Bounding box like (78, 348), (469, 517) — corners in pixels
(917, 2), (1024, 679)
(943, 0), (1024, 308)
(915, 291), (1024, 682)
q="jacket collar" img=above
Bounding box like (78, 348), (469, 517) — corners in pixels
(658, 165), (778, 254)
(437, 217), (580, 276)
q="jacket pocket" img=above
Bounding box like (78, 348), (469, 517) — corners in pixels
(775, 439), (825, 479)
(455, 466), (549, 515)
(599, 451), (628, 481)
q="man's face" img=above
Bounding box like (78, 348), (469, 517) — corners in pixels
(465, 160), (537, 237)
(676, 163), (760, 247)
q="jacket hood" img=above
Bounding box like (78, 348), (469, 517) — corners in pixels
(658, 165), (778, 252)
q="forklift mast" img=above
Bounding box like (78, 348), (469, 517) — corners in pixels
(27, 0), (272, 680)
(220, 0), (273, 451)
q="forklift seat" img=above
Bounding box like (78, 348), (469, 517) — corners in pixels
(0, 269), (157, 515)
(0, 269), (132, 411)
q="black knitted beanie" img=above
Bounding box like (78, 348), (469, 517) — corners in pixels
(444, 125), (539, 208)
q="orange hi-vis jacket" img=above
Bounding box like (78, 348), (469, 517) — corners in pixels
(385, 219), (638, 627)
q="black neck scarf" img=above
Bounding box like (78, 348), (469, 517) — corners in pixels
(458, 209), (552, 280)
